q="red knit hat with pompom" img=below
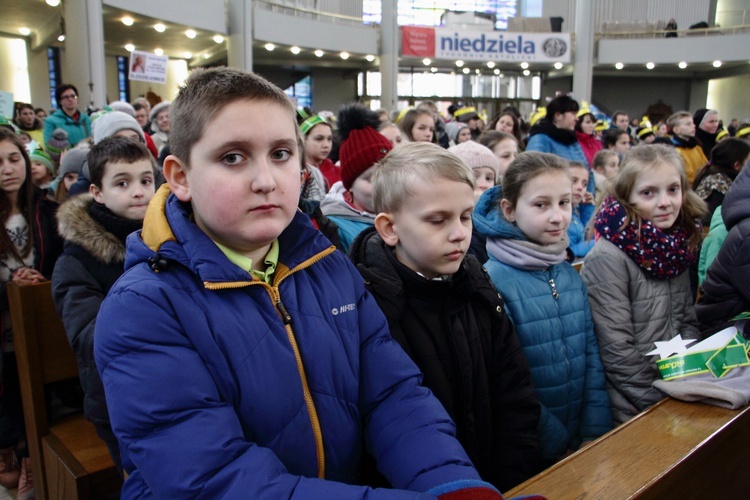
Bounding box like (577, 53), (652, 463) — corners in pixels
(337, 104), (392, 190)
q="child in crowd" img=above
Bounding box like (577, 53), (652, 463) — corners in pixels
(300, 115), (341, 194)
(567, 162), (595, 258)
(378, 121), (404, 149)
(53, 148), (85, 202)
(636, 126), (655, 144)
(94, 67), (505, 498)
(299, 115), (334, 201)
(349, 142), (541, 491)
(321, 104), (393, 251)
(399, 108), (436, 144)
(488, 111), (523, 146)
(478, 131), (518, 182)
(0, 128), (63, 497)
(696, 161), (750, 334)
(52, 137), (156, 473)
(692, 138), (750, 225)
(449, 140), (499, 202)
(591, 149), (619, 202)
(29, 149), (56, 191)
(473, 151), (612, 465)
(580, 145), (705, 426)
(603, 129), (631, 156)
(446, 121), (471, 146)
(575, 109), (602, 167)
(668, 111), (708, 184)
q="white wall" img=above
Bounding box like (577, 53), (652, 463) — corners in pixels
(0, 37), (31, 107)
(708, 75), (750, 123)
(104, 0), (225, 34)
(599, 32), (750, 64)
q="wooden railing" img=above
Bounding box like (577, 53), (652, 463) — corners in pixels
(506, 398), (750, 498)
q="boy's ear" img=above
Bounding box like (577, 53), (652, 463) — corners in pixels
(374, 213), (399, 247)
(163, 154), (191, 202)
(89, 182), (104, 205)
(500, 199), (515, 222)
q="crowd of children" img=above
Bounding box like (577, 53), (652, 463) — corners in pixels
(1, 67), (748, 497)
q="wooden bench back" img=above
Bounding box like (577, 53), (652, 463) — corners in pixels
(506, 398), (750, 497)
(8, 281), (120, 499)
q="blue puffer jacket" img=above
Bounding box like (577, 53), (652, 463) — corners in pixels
(95, 186), (483, 498)
(567, 206), (594, 258)
(474, 187), (612, 461)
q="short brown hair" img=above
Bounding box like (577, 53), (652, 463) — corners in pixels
(88, 136), (153, 188)
(667, 111), (692, 130)
(169, 67), (296, 164)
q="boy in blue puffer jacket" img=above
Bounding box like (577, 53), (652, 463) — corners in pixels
(94, 67), (509, 499)
(474, 151), (612, 465)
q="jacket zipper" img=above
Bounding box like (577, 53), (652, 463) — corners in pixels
(204, 244), (335, 479)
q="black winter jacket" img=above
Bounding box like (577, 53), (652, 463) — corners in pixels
(696, 165), (750, 334)
(51, 195), (140, 468)
(350, 227), (542, 491)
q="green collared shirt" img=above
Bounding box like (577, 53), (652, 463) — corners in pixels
(214, 239), (279, 284)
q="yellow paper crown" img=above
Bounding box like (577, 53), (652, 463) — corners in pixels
(577, 100), (591, 118)
(529, 107), (547, 127)
(640, 116), (652, 129)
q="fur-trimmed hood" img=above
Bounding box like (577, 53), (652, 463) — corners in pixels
(57, 194), (126, 265)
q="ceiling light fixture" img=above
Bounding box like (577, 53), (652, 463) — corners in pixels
(154, 48), (164, 56)
(520, 62), (529, 69)
(58, 34), (65, 42)
(615, 62), (624, 70)
(184, 52), (192, 59)
(122, 16), (134, 26)
(314, 49), (324, 57)
(264, 42), (275, 51)
(713, 60), (722, 68)
(646, 62), (655, 69)
(19, 27), (31, 36)
(291, 46), (301, 54)
(493, 69), (500, 75)
(678, 61), (687, 69)
(365, 54), (375, 62)
(455, 60), (464, 67)
(340, 52), (350, 60)
(125, 43), (135, 52)
(154, 23), (166, 33)
(422, 58), (431, 65)
(486, 61), (496, 68)
(185, 29), (197, 39)
(523, 69), (531, 76)
(213, 35), (224, 43)
(46, 0), (61, 6)
(430, 67), (438, 73)
(554, 62), (563, 70)
(462, 68), (470, 74)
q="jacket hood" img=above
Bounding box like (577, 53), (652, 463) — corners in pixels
(472, 185), (527, 241)
(127, 184), (335, 283)
(722, 164), (750, 230)
(319, 181), (375, 221)
(57, 194), (126, 265)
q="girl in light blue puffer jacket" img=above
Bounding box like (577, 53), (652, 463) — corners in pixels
(474, 152), (612, 465)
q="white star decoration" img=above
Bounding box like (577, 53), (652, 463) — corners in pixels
(646, 334), (698, 360)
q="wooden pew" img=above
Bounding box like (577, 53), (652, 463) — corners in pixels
(506, 398), (750, 498)
(8, 281), (121, 499)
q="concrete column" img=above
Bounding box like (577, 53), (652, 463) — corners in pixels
(227, 0), (253, 71)
(572, 0), (595, 103)
(63, 0), (107, 108)
(379, 0), (399, 111)
(688, 78), (709, 111)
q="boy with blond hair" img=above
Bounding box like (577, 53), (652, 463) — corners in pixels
(668, 111), (708, 183)
(93, 68), (508, 498)
(350, 142), (541, 492)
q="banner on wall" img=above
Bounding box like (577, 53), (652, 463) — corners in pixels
(128, 51), (168, 84)
(402, 26), (571, 63)
(0, 91), (13, 118)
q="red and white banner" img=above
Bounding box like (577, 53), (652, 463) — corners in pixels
(402, 26), (571, 63)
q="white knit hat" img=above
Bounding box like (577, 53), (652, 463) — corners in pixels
(92, 111), (146, 144)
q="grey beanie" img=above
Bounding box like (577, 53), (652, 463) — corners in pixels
(92, 111), (146, 144)
(445, 121), (468, 142)
(59, 147), (89, 177)
(108, 100), (136, 117)
(149, 101), (170, 122)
